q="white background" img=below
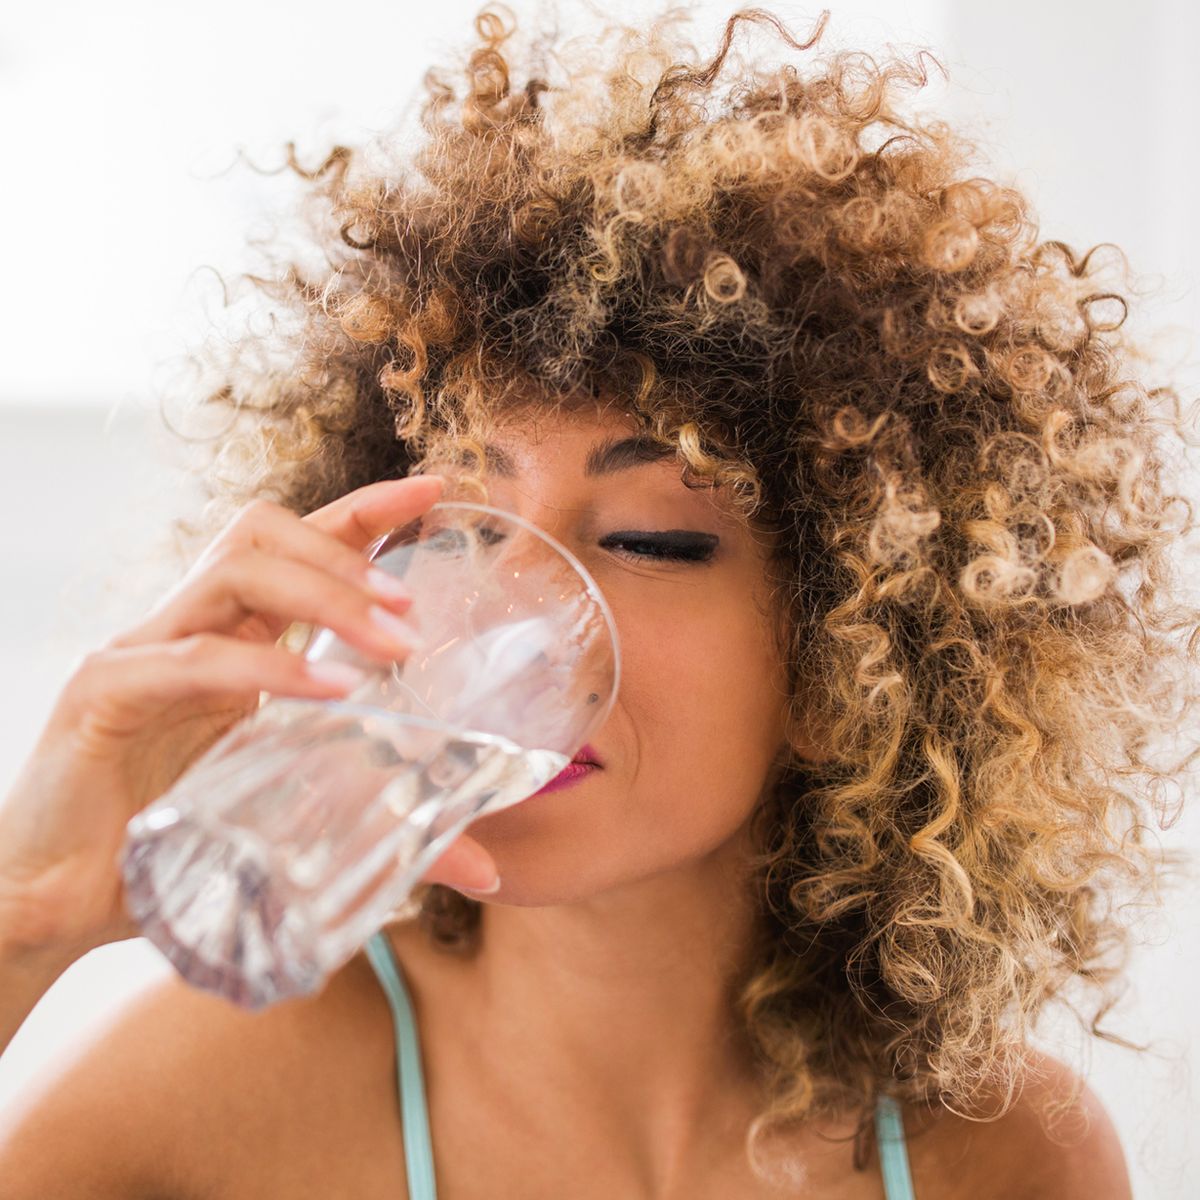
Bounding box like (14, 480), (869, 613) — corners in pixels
(1, 2), (1197, 1194)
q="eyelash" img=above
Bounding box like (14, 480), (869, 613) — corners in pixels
(599, 533), (718, 564)
(474, 526), (718, 564)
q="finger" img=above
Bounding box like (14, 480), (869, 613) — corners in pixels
(214, 497), (420, 608)
(420, 833), (500, 894)
(122, 549), (425, 666)
(303, 473), (447, 551)
(110, 480), (444, 651)
(57, 634), (374, 734)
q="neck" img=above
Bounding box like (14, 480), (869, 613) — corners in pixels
(457, 818), (771, 1188)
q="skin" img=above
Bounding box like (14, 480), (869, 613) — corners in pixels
(0, 397), (1134, 1199)
(374, 397), (1133, 1199)
(410, 398), (800, 1195)
(0, 471), (500, 1056)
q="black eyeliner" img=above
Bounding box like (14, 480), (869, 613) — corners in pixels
(601, 530), (720, 561)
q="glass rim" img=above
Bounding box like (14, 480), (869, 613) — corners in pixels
(366, 499), (622, 736)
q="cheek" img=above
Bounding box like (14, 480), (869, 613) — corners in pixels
(467, 582), (788, 899)
(618, 603), (786, 831)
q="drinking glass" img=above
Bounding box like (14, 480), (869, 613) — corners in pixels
(120, 501), (620, 1009)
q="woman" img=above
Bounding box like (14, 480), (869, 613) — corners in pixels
(0, 6), (1189, 1195)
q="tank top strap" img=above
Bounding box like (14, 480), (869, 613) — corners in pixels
(364, 929), (439, 1200)
(365, 928), (916, 1200)
(874, 1092), (917, 1200)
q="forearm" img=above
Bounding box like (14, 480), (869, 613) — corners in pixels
(0, 937), (77, 1058)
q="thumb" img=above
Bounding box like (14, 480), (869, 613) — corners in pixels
(419, 832), (500, 894)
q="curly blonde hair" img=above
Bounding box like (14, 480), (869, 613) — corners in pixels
(168, 3), (1200, 1181)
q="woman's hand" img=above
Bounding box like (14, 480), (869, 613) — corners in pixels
(0, 474), (500, 968)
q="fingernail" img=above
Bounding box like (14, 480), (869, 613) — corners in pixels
(305, 661), (368, 691)
(366, 567), (411, 603)
(368, 604), (424, 649)
(462, 874), (501, 895)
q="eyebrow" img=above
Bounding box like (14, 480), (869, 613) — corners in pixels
(482, 435), (679, 478)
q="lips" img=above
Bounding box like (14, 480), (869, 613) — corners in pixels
(571, 742), (602, 767)
(534, 760), (599, 796)
(524, 743), (603, 798)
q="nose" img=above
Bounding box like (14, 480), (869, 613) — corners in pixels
(479, 490), (584, 557)
(417, 502), (617, 749)
(465, 512), (580, 627)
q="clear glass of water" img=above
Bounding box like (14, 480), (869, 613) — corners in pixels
(119, 502), (620, 1010)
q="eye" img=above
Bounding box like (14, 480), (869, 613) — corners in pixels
(423, 523), (508, 555)
(599, 531), (719, 564)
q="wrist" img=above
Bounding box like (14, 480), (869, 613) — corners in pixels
(0, 933), (77, 988)
(0, 887), (93, 979)
(0, 922), (81, 1057)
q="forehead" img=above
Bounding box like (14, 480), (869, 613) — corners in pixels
(470, 405), (775, 549)
(483, 430), (679, 480)
(484, 398), (641, 445)
(479, 401), (681, 476)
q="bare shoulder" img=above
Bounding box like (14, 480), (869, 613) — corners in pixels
(0, 947), (394, 1199)
(902, 1049), (1131, 1200)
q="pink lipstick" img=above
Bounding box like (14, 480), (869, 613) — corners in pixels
(533, 761), (599, 795)
(571, 743), (602, 767)
(532, 743), (603, 795)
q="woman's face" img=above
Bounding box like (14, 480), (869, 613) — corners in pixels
(462, 401), (792, 903)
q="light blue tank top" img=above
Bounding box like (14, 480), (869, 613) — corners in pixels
(364, 930), (917, 1199)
